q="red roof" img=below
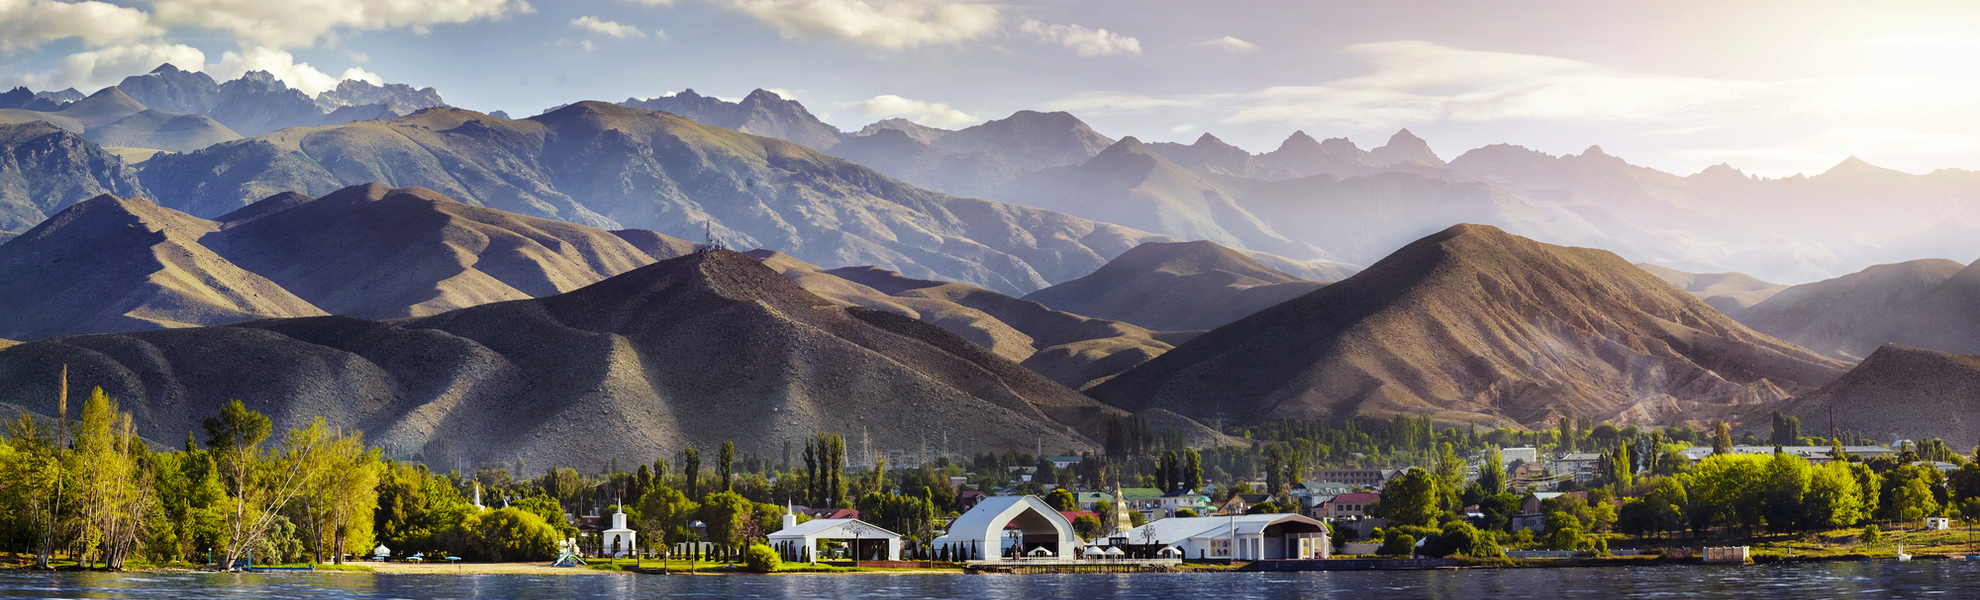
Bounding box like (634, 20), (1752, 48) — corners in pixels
(803, 508), (859, 519)
(1060, 511), (1099, 522)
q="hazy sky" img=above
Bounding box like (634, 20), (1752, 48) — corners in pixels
(3, 0), (1979, 177)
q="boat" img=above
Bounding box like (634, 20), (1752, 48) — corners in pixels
(1894, 544), (1910, 562)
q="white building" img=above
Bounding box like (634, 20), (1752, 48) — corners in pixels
(767, 508), (902, 563)
(1133, 514), (1330, 561)
(600, 505), (636, 558)
(1501, 446), (1538, 464)
(933, 495), (1077, 561)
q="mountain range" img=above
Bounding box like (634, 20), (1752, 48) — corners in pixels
(1089, 224), (1849, 429)
(0, 249), (1137, 466)
(0, 184), (699, 341)
(131, 102), (1185, 296)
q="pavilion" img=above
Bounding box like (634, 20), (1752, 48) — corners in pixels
(933, 495), (1076, 561)
(767, 508), (902, 563)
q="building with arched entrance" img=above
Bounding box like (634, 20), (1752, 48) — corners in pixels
(766, 508), (902, 563)
(934, 495), (1076, 561)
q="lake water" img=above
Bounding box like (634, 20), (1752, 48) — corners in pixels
(0, 561), (1975, 599)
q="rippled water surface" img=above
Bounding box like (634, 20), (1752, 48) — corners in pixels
(1, 561), (1975, 599)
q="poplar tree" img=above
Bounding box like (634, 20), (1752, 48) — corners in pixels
(720, 441), (735, 493)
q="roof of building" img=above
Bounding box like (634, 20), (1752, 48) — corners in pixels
(1137, 514), (1328, 544)
(1117, 487), (1166, 500)
(942, 495), (1075, 545)
(768, 518), (901, 540)
(803, 508), (859, 519)
(1161, 489), (1208, 498)
(1075, 492), (1114, 501)
(1327, 492), (1381, 504)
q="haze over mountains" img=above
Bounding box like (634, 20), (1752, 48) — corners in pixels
(0, 250), (1128, 466)
(1089, 224), (1849, 429)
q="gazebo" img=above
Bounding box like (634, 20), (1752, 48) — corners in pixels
(934, 495), (1076, 561)
(767, 511), (903, 563)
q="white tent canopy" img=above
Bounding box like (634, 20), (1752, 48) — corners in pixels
(938, 496), (1076, 561)
(372, 544), (390, 558)
(1028, 546), (1054, 556)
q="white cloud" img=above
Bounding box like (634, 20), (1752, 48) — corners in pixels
(6, 42), (205, 91)
(571, 15), (646, 39)
(1018, 19), (1139, 56)
(1042, 90), (1206, 114)
(763, 88), (799, 100)
(1206, 41), (1980, 132)
(0, 0), (162, 55)
(211, 46), (376, 95)
(147, 0), (533, 49)
(1189, 36), (1259, 54)
(854, 94), (976, 127)
(722, 0), (1001, 49)
(1169, 124), (1195, 133)
(1673, 128), (1980, 176)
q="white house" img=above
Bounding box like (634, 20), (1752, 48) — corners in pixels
(600, 505), (636, 558)
(1133, 514), (1330, 561)
(767, 508), (902, 563)
(933, 495), (1076, 561)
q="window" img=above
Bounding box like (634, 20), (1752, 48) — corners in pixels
(1211, 539), (1230, 557)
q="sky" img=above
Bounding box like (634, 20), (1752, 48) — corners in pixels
(3, 0), (1979, 178)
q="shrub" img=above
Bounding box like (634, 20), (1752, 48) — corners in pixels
(1861, 524), (1881, 545)
(743, 543), (782, 573)
(1378, 532), (1416, 557)
(1175, 509), (1200, 518)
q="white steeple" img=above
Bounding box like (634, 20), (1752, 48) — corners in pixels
(782, 500), (798, 531)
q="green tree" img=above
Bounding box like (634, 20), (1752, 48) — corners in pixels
(1805, 460), (1865, 528)
(1379, 468), (1441, 528)
(700, 491), (756, 546)
(1479, 447), (1506, 496)
(1758, 451), (1812, 532)
(1072, 515), (1104, 540)
(1043, 488), (1077, 511)
(1185, 450), (1204, 493)
(1543, 511), (1583, 550)
(1712, 420), (1732, 455)
(1, 412), (63, 567)
(1686, 453), (1767, 533)
(68, 388), (154, 569)
(682, 448), (701, 500)
(467, 507), (559, 561)
(720, 441), (735, 493)
(637, 485), (699, 545)
(1377, 531), (1416, 557)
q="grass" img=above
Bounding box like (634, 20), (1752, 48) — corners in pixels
(1597, 522), (1980, 561)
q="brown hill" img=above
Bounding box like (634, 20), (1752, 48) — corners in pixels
(1738, 259), (1967, 360)
(0, 185), (701, 340)
(51, 87), (148, 129)
(138, 103), (1166, 295)
(1023, 240), (1329, 332)
(1089, 224), (1848, 428)
(1775, 344), (1980, 448)
(0, 250), (1118, 469)
(1637, 263), (1787, 319)
(0, 194), (323, 341)
(746, 250), (1188, 390)
(1881, 260), (1980, 357)
(217, 184), (688, 318)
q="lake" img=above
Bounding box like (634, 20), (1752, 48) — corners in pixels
(0, 561), (1975, 599)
